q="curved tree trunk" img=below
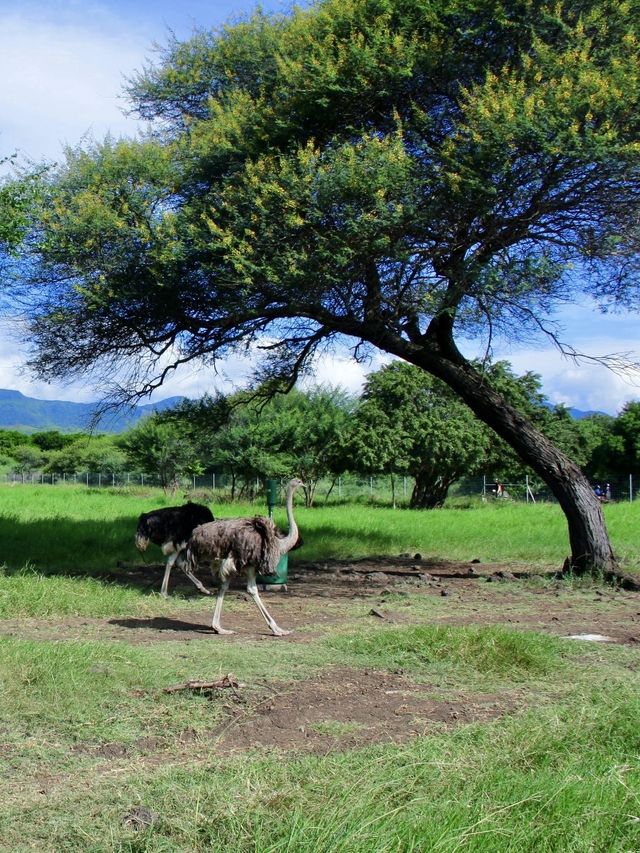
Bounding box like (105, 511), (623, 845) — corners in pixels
(408, 346), (615, 574)
(362, 312), (617, 575)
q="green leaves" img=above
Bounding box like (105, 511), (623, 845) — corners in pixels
(120, 418), (203, 488)
(0, 159), (45, 256)
(14, 0), (640, 400)
(342, 361), (491, 506)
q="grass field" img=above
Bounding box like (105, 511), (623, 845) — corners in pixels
(0, 485), (638, 851)
(0, 483), (638, 577)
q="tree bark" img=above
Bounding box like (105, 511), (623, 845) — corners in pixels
(410, 471), (454, 509)
(413, 350), (615, 573)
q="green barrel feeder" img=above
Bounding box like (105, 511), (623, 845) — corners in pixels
(257, 478), (289, 587)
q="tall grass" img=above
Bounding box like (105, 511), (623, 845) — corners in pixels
(0, 484), (637, 851)
(0, 568), (163, 618)
(135, 689), (638, 853)
(326, 624), (564, 684)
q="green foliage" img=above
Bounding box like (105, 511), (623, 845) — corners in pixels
(243, 386), (353, 503)
(31, 430), (80, 451)
(596, 401), (640, 477)
(158, 385), (353, 502)
(0, 429), (30, 453)
(43, 434), (127, 475)
(18, 0), (640, 401)
(482, 363), (591, 483)
(7, 2), (640, 570)
(11, 444), (44, 475)
(120, 416), (203, 488)
(0, 160), (44, 253)
(343, 361), (490, 507)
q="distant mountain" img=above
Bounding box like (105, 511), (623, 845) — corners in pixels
(545, 402), (609, 419)
(0, 389), (186, 433)
(567, 407), (609, 420)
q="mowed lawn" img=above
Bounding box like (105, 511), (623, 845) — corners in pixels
(0, 485), (638, 851)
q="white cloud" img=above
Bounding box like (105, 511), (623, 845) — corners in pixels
(0, 8), (146, 166)
(502, 347), (640, 415)
(301, 351), (392, 395)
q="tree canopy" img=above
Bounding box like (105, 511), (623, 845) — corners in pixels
(9, 0), (640, 573)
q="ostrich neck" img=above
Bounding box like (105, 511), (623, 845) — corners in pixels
(278, 484), (299, 554)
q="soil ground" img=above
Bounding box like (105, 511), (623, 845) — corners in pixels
(3, 556), (639, 759)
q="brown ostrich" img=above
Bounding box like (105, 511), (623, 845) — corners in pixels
(135, 502), (215, 597)
(179, 478), (304, 636)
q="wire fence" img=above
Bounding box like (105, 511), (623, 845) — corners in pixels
(1, 471), (638, 504)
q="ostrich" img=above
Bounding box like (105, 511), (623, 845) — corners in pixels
(179, 478), (304, 636)
(135, 502), (215, 597)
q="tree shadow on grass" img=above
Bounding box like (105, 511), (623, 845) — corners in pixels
(270, 523), (410, 563)
(0, 515), (406, 591)
(0, 514), (206, 594)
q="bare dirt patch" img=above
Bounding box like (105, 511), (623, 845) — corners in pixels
(2, 556), (639, 761)
(2, 556), (639, 646)
(202, 667), (521, 756)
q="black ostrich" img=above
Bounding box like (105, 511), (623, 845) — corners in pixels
(135, 502), (215, 597)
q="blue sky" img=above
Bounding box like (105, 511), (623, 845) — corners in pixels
(1, 0), (639, 414)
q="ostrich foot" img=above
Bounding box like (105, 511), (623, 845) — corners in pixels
(212, 625), (234, 635)
(271, 627), (292, 637)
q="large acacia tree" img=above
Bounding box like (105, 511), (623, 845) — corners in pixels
(13, 0), (640, 573)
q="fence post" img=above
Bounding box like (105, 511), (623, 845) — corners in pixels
(630, 473), (634, 503)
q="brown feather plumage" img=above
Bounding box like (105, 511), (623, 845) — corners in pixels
(187, 516), (281, 575)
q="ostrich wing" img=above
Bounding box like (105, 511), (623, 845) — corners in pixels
(189, 516), (280, 574)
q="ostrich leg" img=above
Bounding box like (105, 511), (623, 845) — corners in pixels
(161, 547), (213, 597)
(246, 567), (291, 637)
(177, 555), (213, 596)
(160, 551), (175, 598)
(211, 556), (235, 634)
(211, 579), (233, 634)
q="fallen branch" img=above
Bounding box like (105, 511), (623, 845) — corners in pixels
(164, 674), (243, 694)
